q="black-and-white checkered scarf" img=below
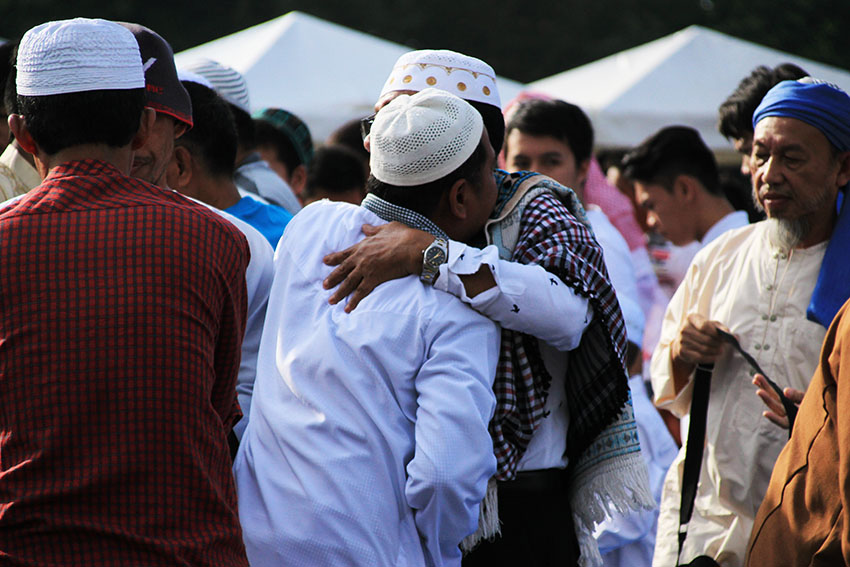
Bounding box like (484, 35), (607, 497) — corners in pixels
(485, 171), (653, 565)
(488, 170), (632, 479)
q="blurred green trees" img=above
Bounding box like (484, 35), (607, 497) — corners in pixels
(0, 0), (846, 82)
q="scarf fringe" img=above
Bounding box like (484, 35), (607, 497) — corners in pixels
(570, 450), (656, 567)
(461, 477), (500, 554)
(461, 451), (654, 565)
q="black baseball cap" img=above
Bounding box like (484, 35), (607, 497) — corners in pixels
(120, 22), (193, 128)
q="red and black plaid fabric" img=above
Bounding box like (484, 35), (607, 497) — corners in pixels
(0, 160), (249, 566)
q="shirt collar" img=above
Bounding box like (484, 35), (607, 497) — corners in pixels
(362, 194), (448, 239)
(701, 210), (750, 246)
(45, 159), (124, 181)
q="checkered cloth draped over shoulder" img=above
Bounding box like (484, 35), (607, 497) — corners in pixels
(489, 171), (630, 480)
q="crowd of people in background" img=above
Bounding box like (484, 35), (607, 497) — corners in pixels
(1, 16), (850, 567)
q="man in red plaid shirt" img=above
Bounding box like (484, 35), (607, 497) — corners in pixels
(0, 18), (250, 566)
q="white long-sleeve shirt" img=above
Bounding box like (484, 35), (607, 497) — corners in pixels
(435, 235), (592, 472)
(234, 200), (499, 567)
(435, 240), (591, 351)
(587, 208), (641, 319)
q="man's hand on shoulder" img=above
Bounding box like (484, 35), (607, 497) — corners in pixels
(323, 222), (433, 312)
(670, 313), (729, 393)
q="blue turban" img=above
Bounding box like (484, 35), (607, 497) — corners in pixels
(753, 78), (850, 328)
(753, 79), (850, 151)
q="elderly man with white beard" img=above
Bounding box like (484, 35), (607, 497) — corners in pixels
(650, 78), (850, 567)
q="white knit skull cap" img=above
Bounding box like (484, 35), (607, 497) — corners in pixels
(379, 49), (501, 108)
(370, 88), (484, 187)
(179, 58), (250, 114)
(17, 18), (144, 96)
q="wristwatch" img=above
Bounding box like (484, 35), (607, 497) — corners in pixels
(420, 237), (448, 285)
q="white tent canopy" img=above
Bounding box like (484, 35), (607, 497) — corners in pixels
(530, 25), (850, 155)
(175, 12), (524, 142)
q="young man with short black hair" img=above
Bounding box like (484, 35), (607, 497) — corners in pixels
(622, 126), (747, 249)
(503, 97), (644, 353)
(169, 79), (292, 248)
(504, 98), (594, 198)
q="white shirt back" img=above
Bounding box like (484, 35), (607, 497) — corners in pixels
(234, 200), (499, 567)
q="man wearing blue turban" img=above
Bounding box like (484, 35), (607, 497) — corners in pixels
(745, 80), (850, 566)
(650, 78), (850, 567)
(752, 78), (850, 328)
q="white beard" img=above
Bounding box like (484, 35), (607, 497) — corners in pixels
(767, 216), (808, 250)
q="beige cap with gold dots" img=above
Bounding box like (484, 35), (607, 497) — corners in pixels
(379, 49), (501, 109)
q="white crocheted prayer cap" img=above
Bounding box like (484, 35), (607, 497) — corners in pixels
(17, 18), (144, 96)
(179, 58), (250, 114)
(379, 49), (501, 108)
(370, 88), (483, 187)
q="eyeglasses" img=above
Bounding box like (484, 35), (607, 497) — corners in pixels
(359, 113), (376, 141)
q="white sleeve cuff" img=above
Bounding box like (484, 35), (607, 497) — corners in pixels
(436, 240), (592, 351)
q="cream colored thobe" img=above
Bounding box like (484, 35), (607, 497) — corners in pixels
(651, 222), (827, 567)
